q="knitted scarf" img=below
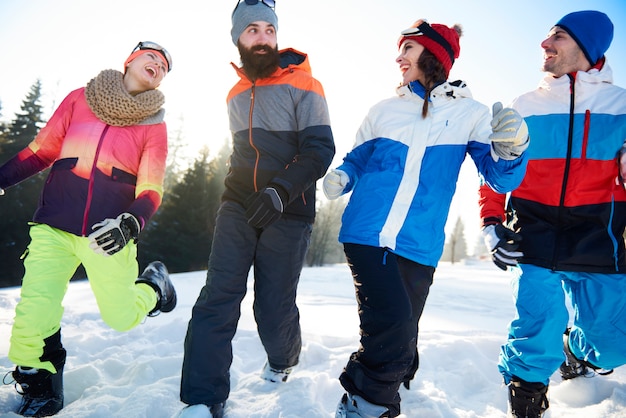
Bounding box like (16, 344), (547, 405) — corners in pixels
(85, 69), (165, 127)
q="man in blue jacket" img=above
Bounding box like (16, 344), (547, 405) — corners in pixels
(480, 10), (626, 418)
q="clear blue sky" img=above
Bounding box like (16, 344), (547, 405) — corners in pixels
(0, 0), (624, 248)
(1, 0), (624, 159)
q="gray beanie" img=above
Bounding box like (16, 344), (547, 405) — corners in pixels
(231, 2), (278, 45)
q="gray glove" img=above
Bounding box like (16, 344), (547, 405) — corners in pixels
(88, 213), (141, 256)
(490, 102), (529, 161)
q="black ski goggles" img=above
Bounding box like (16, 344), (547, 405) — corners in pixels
(234, 0), (276, 13)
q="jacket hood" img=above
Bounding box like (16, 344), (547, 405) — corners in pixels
(396, 79), (473, 101)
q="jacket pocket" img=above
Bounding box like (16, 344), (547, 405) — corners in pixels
(46, 157), (78, 184)
(111, 167), (137, 186)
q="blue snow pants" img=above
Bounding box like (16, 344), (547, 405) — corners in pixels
(499, 263), (626, 385)
(180, 201), (312, 406)
(339, 243), (434, 416)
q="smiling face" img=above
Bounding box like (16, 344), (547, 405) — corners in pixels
(396, 39), (425, 86)
(237, 21), (280, 80)
(123, 51), (168, 95)
(540, 26), (590, 77)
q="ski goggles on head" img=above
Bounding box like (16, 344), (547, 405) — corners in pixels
(130, 41), (172, 72)
(234, 0), (276, 11)
(399, 21), (455, 64)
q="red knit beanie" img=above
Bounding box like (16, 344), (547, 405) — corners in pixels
(398, 20), (461, 77)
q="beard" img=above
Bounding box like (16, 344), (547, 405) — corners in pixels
(541, 48), (588, 78)
(238, 43), (281, 81)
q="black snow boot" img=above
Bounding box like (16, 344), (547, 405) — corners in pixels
(12, 366), (64, 417)
(508, 378), (549, 418)
(335, 392), (394, 417)
(210, 402), (225, 418)
(560, 328), (613, 380)
(136, 261), (177, 316)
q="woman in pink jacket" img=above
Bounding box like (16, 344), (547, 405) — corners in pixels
(0, 41), (177, 417)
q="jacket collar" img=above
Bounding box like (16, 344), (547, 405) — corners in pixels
(539, 58), (614, 91)
(396, 79), (473, 101)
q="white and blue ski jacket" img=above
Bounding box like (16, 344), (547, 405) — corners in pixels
(336, 80), (527, 267)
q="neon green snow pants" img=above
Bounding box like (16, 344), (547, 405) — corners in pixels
(9, 223), (157, 373)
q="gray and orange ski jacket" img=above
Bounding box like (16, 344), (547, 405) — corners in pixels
(225, 48), (335, 223)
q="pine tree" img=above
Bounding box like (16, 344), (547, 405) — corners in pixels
(3, 80), (45, 156)
(442, 216), (468, 264)
(163, 115), (189, 192)
(306, 197), (345, 266)
(0, 80), (47, 287)
(0, 101), (9, 151)
(138, 143), (229, 273)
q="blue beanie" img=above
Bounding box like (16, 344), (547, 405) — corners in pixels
(231, 2), (278, 46)
(556, 10), (613, 66)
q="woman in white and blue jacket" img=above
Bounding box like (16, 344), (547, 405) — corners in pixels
(324, 20), (529, 418)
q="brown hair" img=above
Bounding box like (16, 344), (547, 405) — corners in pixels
(417, 49), (448, 118)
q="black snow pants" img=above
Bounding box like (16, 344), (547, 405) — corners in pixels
(339, 243), (434, 416)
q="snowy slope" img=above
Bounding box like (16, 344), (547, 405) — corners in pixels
(1, 262), (625, 417)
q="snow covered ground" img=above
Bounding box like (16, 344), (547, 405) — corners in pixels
(1, 261), (626, 417)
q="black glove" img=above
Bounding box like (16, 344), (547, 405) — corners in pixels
(88, 213), (141, 256)
(482, 223), (523, 270)
(246, 187), (284, 229)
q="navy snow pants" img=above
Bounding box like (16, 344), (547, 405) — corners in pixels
(180, 201), (311, 405)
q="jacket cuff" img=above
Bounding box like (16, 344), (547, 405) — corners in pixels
(482, 216), (503, 228)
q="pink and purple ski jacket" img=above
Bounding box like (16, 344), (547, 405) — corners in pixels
(0, 87), (168, 236)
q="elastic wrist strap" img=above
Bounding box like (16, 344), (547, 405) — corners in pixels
(482, 216), (502, 227)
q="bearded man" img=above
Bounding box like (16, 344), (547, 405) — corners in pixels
(176, 1), (335, 417)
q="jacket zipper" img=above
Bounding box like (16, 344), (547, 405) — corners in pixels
(247, 80), (302, 206)
(81, 125), (110, 236)
(552, 75), (577, 269)
(248, 83), (262, 192)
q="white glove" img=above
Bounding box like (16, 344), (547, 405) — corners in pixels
(490, 102), (529, 161)
(0, 187), (4, 196)
(482, 223), (523, 270)
(88, 212), (141, 256)
(323, 169), (349, 200)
